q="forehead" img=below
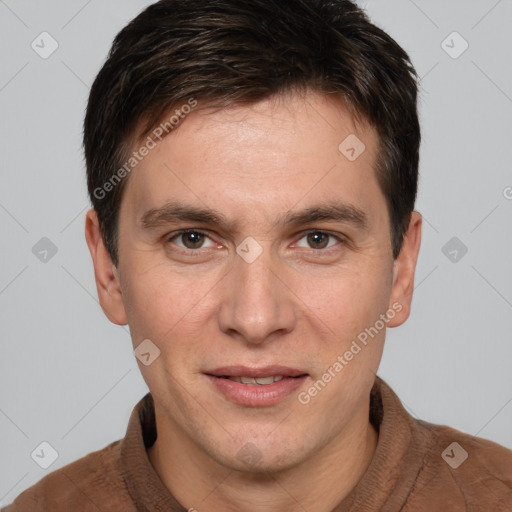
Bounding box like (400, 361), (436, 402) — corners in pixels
(121, 91), (384, 226)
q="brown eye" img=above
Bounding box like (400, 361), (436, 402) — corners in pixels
(181, 231), (204, 249)
(306, 231), (330, 249)
(171, 230), (211, 250)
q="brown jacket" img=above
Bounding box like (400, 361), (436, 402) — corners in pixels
(3, 377), (512, 511)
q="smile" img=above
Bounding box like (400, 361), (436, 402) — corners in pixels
(205, 366), (308, 406)
(219, 376), (284, 385)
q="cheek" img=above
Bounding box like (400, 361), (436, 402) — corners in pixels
(119, 259), (176, 343)
(119, 258), (220, 350)
(297, 265), (392, 337)
(121, 267), (210, 393)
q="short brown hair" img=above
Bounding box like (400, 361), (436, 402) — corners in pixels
(84, 0), (420, 266)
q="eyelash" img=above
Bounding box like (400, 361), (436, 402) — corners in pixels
(166, 229), (345, 253)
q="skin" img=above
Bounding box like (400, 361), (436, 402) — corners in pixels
(85, 90), (422, 512)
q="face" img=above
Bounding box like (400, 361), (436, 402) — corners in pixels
(86, 90), (421, 473)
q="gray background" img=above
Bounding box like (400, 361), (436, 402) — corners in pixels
(1, 0), (511, 505)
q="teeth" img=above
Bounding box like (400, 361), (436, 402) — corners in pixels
(230, 376), (284, 385)
(255, 376), (274, 385)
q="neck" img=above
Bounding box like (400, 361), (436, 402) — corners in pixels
(148, 403), (378, 512)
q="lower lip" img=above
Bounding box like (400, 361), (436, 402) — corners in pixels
(206, 375), (308, 407)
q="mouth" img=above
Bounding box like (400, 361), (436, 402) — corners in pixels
(218, 375), (286, 385)
(204, 366), (309, 406)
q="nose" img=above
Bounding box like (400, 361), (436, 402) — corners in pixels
(217, 251), (297, 346)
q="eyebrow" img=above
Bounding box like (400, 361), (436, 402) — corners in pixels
(139, 200), (369, 232)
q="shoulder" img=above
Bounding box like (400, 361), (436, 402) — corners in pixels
(3, 440), (136, 512)
(411, 419), (512, 510)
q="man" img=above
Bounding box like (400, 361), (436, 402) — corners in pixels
(4, 0), (512, 510)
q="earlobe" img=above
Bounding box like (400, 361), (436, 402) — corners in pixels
(85, 209), (128, 325)
(387, 211), (422, 328)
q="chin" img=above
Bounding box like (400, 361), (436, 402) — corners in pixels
(228, 455), (300, 475)
(211, 438), (307, 475)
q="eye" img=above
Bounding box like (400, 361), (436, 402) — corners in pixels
(295, 231), (340, 250)
(168, 230), (217, 250)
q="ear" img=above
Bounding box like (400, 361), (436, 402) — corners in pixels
(387, 211), (422, 327)
(85, 208), (128, 325)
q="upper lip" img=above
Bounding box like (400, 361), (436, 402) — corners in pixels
(205, 365), (307, 378)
